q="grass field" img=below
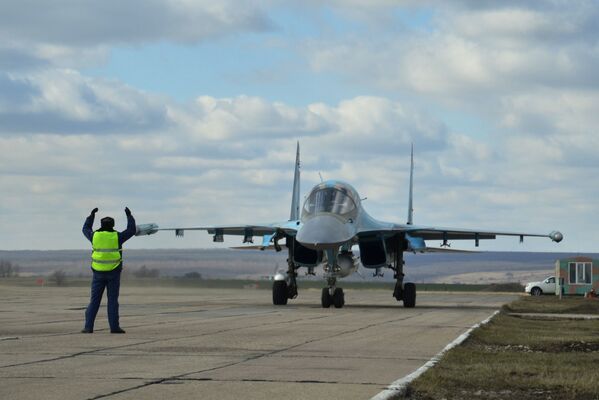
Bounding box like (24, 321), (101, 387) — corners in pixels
(404, 297), (599, 400)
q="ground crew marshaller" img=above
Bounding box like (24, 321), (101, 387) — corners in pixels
(81, 207), (136, 333)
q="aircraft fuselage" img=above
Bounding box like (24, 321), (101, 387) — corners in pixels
(296, 180), (362, 250)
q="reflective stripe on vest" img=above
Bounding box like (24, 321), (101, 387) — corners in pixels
(91, 231), (121, 271)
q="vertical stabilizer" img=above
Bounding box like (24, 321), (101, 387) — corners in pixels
(407, 144), (414, 225)
(289, 142), (301, 221)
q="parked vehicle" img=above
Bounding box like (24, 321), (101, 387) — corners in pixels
(524, 276), (556, 296)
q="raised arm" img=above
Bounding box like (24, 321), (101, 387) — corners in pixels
(82, 208), (98, 242)
(119, 207), (137, 244)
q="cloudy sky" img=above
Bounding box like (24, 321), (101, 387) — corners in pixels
(1, 0), (597, 252)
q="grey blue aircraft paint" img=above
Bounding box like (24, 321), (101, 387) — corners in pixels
(136, 144), (563, 308)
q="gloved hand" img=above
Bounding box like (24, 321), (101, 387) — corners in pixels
(90, 208), (99, 216)
(124, 207), (132, 216)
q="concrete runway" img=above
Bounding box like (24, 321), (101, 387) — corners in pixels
(0, 285), (516, 400)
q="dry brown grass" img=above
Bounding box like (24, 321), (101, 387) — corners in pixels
(503, 295), (599, 315)
(403, 300), (599, 400)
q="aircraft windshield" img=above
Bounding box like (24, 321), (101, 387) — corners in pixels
(304, 187), (356, 215)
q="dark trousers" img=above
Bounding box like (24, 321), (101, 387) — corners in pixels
(84, 268), (121, 331)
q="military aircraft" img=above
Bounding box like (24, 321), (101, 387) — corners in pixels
(136, 143), (563, 308)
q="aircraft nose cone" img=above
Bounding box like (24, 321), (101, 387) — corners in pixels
(296, 215), (355, 249)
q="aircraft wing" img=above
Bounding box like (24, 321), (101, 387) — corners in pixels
(357, 222), (563, 251)
(403, 225), (562, 242)
(415, 246), (478, 253)
(148, 220), (301, 249)
(159, 225), (279, 237)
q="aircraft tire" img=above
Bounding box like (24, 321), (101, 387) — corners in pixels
(321, 288), (332, 308)
(333, 288), (345, 308)
(273, 281), (289, 305)
(403, 282), (416, 308)
(393, 282), (403, 301)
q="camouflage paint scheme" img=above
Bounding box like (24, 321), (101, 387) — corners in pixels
(555, 257), (599, 295)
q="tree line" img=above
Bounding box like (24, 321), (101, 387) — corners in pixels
(0, 260), (20, 277)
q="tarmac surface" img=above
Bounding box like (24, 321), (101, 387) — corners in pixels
(0, 285), (516, 400)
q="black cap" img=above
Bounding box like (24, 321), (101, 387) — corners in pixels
(100, 217), (115, 230)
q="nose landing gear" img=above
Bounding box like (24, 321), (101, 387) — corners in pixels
(321, 287), (344, 308)
(321, 276), (345, 308)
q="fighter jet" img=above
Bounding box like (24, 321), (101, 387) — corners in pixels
(136, 143), (563, 308)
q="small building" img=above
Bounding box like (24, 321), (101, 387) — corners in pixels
(555, 256), (599, 295)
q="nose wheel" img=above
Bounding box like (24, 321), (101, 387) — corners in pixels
(321, 287), (344, 308)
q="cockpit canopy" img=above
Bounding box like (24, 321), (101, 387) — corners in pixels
(303, 186), (357, 217)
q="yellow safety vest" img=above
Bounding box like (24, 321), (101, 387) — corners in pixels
(91, 231), (122, 271)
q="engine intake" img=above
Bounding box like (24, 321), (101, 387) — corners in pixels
(288, 237), (320, 266)
(358, 237), (387, 268)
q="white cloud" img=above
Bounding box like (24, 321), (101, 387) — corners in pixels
(0, 1), (594, 253)
(0, 69), (584, 250)
(0, 78), (453, 249)
(307, 2), (599, 98)
(0, 70), (170, 134)
(0, 1), (272, 46)
(178, 95), (331, 140)
(0, 1), (273, 70)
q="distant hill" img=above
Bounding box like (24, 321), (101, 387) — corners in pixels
(0, 249), (595, 284)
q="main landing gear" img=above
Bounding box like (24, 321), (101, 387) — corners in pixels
(321, 277), (344, 308)
(272, 280), (289, 305)
(399, 282), (416, 308)
(392, 241), (416, 308)
(272, 258), (299, 306)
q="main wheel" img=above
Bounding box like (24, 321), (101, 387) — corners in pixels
(393, 282), (403, 301)
(321, 288), (332, 308)
(403, 282), (416, 308)
(333, 288), (345, 308)
(531, 287), (542, 296)
(273, 281), (288, 305)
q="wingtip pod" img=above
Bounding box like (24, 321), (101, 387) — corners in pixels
(135, 223), (159, 236)
(550, 231), (564, 243)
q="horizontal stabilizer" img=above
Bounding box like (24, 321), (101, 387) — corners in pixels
(418, 247), (478, 254)
(230, 245), (278, 251)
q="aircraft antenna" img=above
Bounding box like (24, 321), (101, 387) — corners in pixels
(407, 143), (414, 225)
(289, 142), (301, 221)
(318, 172), (324, 183)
